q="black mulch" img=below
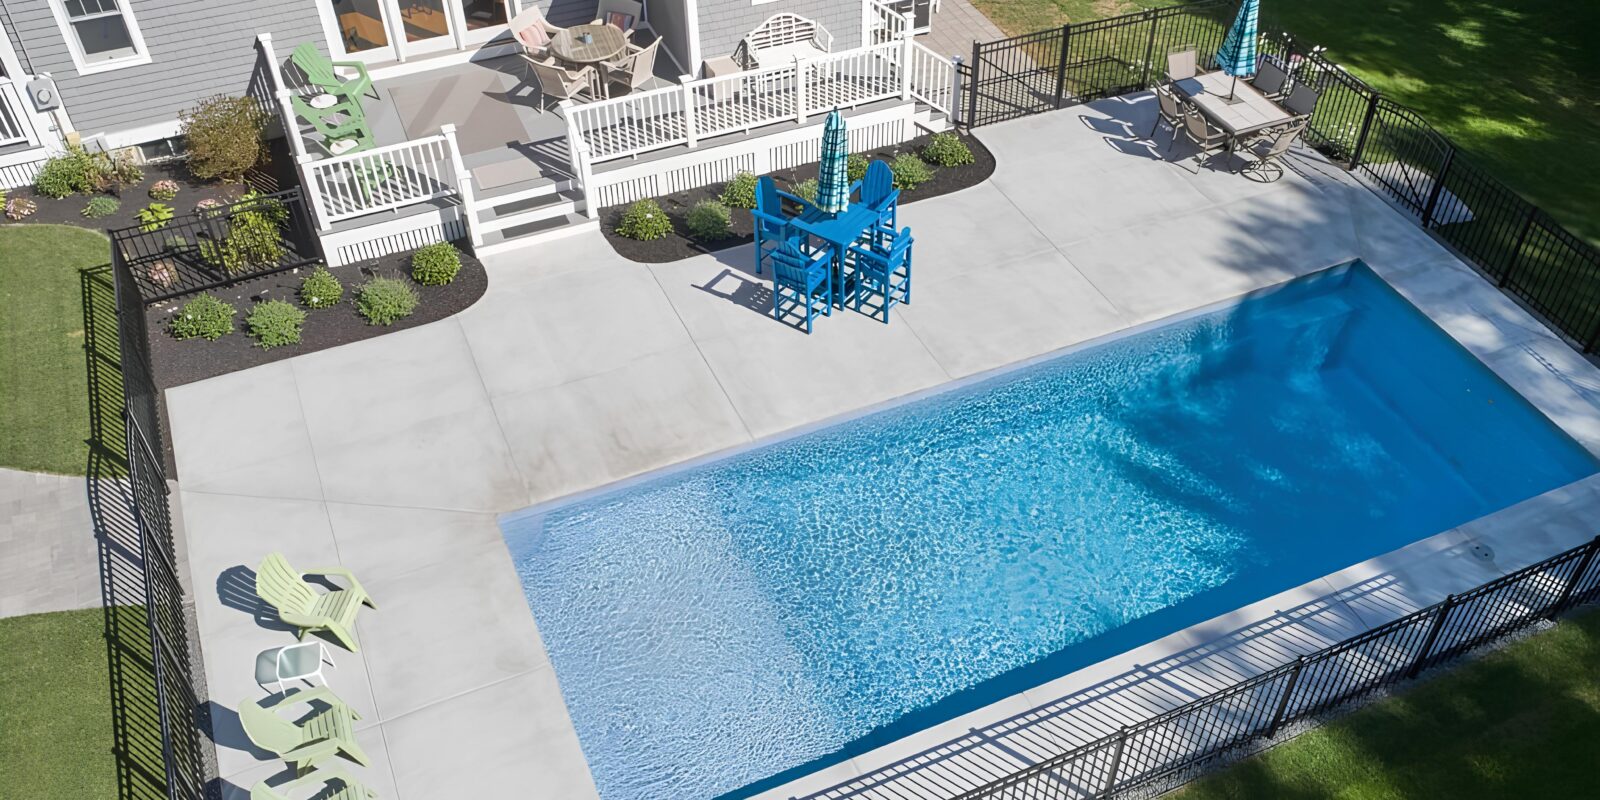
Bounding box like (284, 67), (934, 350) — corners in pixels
(600, 131), (996, 263)
(143, 243), (487, 389)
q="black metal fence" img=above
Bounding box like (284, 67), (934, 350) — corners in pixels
(963, 1), (1600, 354)
(111, 244), (213, 800)
(954, 535), (1600, 800)
(111, 188), (320, 305)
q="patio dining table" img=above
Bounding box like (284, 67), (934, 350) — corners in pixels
(1173, 71), (1294, 144)
(550, 23), (627, 65)
(791, 202), (881, 306)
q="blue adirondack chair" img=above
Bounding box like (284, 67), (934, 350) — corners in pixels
(752, 176), (807, 275)
(847, 226), (913, 323)
(770, 239), (833, 333)
(854, 160), (900, 228)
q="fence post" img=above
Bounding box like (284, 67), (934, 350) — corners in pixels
(949, 55), (964, 125)
(681, 75), (699, 147)
(967, 40), (981, 128)
(1348, 91), (1381, 170)
(1419, 145), (1456, 229)
(439, 124), (481, 250)
(796, 59), (809, 124)
(1548, 535), (1600, 619)
(1266, 657), (1306, 737)
(1139, 10), (1161, 91)
(1052, 23), (1071, 108)
(1407, 593), (1456, 679)
(1499, 206), (1539, 288)
(900, 11), (916, 102)
(1100, 726), (1129, 797)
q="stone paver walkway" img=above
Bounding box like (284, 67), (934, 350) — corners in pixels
(169, 94), (1600, 800)
(0, 467), (100, 618)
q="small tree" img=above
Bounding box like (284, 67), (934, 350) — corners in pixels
(181, 96), (267, 182)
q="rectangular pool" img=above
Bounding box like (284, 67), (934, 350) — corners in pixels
(501, 262), (1596, 800)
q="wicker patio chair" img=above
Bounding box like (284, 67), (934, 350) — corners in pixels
(529, 57), (599, 110)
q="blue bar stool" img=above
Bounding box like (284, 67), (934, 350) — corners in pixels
(846, 227), (913, 323)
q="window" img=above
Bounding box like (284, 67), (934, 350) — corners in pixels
(49, 0), (151, 73)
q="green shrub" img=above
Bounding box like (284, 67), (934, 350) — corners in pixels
(33, 147), (103, 198)
(81, 196), (121, 218)
(356, 277), (419, 326)
(889, 152), (935, 190)
(209, 193), (287, 274)
(847, 153), (870, 183)
(169, 294), (235, 341)
(616, 198), (673, 241)
(149, 179), (180, 201)
(684, 200), (732, 241)
(792, 178), (819, 203)
(719, 171), (758, 209)
(181, 95), (267, 182)
(5, 196), (37, 220)
(245, 300), (306, 349)
(922, 132), (975, 167)
(101, 152), (143, 190)
(300, 267), (344, 309)
(136, 202), (174, 232)
(410, 242), (462, 286)
(195, 197), (225, 216)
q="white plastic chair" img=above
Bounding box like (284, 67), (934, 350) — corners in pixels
(254, 641), (334, 694)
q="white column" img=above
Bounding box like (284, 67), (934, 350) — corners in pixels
(440, 123), (481, 248)
(299, 155), (333, 231)
(681, 75), (698, 148)
(948, 54), (963, 122)
(899, 11), (915, 101)
(796, 59), (809, 124)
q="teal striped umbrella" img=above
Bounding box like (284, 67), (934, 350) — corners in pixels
(1215, 0), (1260, 101)
(815, 109), (850, 215)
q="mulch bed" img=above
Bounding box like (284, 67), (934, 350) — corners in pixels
(2, 159), (289, 235)
(600, 131), (996, 263)
(144, 243), (487, 389)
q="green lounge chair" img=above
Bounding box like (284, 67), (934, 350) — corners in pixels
(250, 765), (378, 799)
(238, 687), (371, 773)
(255, 553), (377, 652)
(291, 41), (375, 103)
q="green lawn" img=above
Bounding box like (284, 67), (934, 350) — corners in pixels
(0, 609), (119, 799)
(967, 0), (1600, 245)
(0, 225), (112, 475)
(1172, 608), (1600, 799)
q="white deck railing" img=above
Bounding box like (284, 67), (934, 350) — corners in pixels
(906, 39), (957, 116)
(301, 132), (464, 227)
(864, 0), (909, 45)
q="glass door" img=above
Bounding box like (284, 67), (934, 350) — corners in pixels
(330, 0), (396, 61)
(453, 0), (511, 48)
(323, 0), (513, 62)
(393, 0), (458, 58)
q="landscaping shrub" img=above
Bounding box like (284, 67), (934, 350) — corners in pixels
(685, 200), (732, 241)
(848, 153), (870, 183)
(169, 294), (235, 341)
(410, 242), (462, 286)
(206, 193), (287, 274)
(889, 152), (934, 190)
(792, 178), (819, 203)
(194, 197), (225, 216)
(5, 196), (37, 220)
(81, 196), (120, 219)
(101, 152), (143, 190)
(33, 147), (102, 198)
(356, 277), (419, 326)
(719, 171), (758, 209)
(180, 95), (267, 182)
(136, 202), (174, 232)
(245, 300), (306, 349)
(616, 198), (673, 241)
(922, 132), (975, 167)
(299, 266), (344, 309)
(149, 179), (180, 201)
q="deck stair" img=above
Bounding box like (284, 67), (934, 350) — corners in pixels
(471, 178), (596, 257)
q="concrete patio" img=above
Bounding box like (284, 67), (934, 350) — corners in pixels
(170, 93), (1600, 799)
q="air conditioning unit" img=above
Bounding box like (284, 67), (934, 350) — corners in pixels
(25, 76), (61, 112)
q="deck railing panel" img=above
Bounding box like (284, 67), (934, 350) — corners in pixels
(302, 134), (459, 226)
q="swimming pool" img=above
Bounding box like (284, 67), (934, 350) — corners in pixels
(501, 262), (1596, 800)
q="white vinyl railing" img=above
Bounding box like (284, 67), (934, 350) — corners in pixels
(0, 81), (32, 146)
(301, 132), (462, 227)
(864, 0), (908, 45)
(906, 41), (957, 116)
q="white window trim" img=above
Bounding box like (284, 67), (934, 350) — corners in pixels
(46, 0), (153, 75)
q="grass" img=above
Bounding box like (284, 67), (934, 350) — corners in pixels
(0, 608), (120, 799)
(0, 224), (112, 475)
(1172, 607), (1600, 799)
(967, 0), (1600, 244)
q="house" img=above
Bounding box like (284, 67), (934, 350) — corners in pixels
(0, 0), (964, 257)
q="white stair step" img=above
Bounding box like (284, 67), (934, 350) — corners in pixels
(476, 178), (574, 207)
(476, 214), (597, 258)
(477, 197), (581, 234)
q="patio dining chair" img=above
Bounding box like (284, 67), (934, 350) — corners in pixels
(601, 37), (660, 97)
(593, 0), (643, 39)
(752, 175), (807, 274)
(1282, 83), (1321, 118)
(846, 226), (913, 323)
(1165, 46), (1197, 83)
(1251, 59), (1290, 101)
(1175, 109), (1230, 173)
(509, 3), (566, 60)
(853, 160), (899, 228)
(250, 765), (378, 800)
(770, 240), (833, 334)
(1236, 119), (1308, 182)
(529, 57), (599, 111)
(255, 552), (377, 653)
(1149, 83), (1186, 147)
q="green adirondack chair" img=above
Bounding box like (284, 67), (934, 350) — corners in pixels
(291, 41), (375, 103)
(250, 765), (378, 800)
(255, 553), (377, 652)
(238, 687), (371, 773)
(289, 93), (376, 158)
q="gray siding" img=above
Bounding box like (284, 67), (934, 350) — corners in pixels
(695, 0), (862, 66)
(0, 0), (323, 140)
(639, 0), (690, 74)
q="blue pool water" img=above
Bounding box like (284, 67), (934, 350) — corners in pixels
(501, 263), (1596, 800)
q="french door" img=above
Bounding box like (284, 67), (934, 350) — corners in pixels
(325, 0), (515, 63)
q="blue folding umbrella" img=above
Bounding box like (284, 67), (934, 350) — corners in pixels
(1215, 0), (1260, 102)
(815, 109), (851, 216)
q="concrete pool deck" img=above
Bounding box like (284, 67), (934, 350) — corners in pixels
(169, 94), (1600, 799)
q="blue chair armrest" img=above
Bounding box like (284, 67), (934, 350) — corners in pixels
(750, 208), (792, 230)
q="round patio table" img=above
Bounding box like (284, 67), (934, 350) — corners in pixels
(550, 24), (627, 65)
